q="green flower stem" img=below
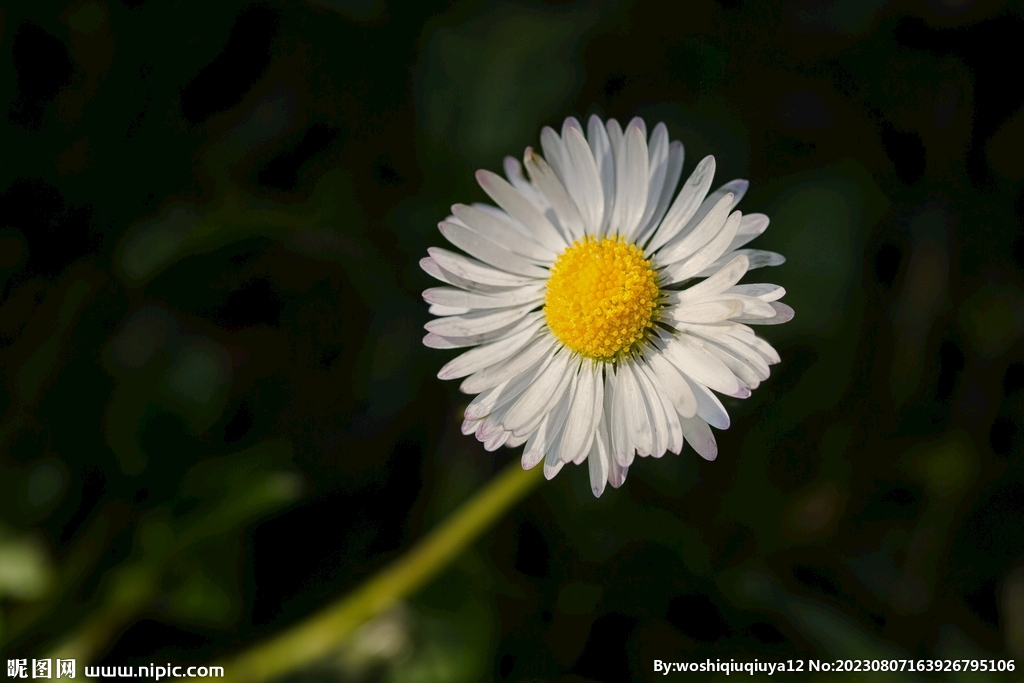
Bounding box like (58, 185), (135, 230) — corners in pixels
(218, 460), (544, 683)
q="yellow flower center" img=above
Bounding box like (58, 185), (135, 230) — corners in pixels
(544, 236), (659, 361)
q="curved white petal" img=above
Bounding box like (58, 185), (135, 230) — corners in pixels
(427, 247), (536, 287)
(646, 155), (715, 253)
(438, 319), (545, 380)
(633, 360), (668, 457)
(476, 170), (567, 252)
(424, 303), (537, 337)
(695, 248), (786, 277)
(587, 115), (615, 236)
(460, 334), (557, 394)
(451, 203), (554, 261)
(523, 147), (585, 241)
(502, 348), (573, 436)
(680, 416), (717, 461)
(728, 283), (786, 302)
(638, 139), (684, 245)
(561, 126), (605, 236)
(660, 210), (743, 284)
(665, 254), (750, 303)
(610, 123), (649, 240)
(423, 284), (544, 310)
(557, 362), (600, 464)
(438, 222), (549, 278)
(654, 192), (734, 267)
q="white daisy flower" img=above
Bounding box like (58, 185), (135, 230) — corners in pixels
(421, 115), (793, 497)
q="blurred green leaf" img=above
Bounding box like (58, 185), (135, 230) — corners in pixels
(0, 531), (52, 601)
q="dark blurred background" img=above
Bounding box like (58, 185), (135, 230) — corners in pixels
(0, 0), (1023, 680)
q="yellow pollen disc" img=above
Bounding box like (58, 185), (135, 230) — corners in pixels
(544, 236), (659, 361)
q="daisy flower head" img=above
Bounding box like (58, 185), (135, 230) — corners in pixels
(421, 115), (792, 497)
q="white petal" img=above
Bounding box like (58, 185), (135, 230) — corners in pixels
(605, 118), (624, 161)
(502, 348), (573, 436)
(543, 458), (565, 480)
(638, 140), (684, 245)
(581, 371), (606, 464)
(633, 361), (668, 457)
(682, 324), (771, 380)
(544, 368), (580, 467)
(428, 304), (469, 316)
(680, 416), (718, 461)
(655, 192), (734, 266)
(645, 351), (698, 419)
(666, 255), (750, 304)
(424, 333), (472, 349)
(726, 213), (769, 252)
(562, 116), (584, 136)
(528, 375), (575, 473)
(637, 122), (669, 235)
(652, 373), (684, 454)
(587, 421), (610, 497)
(556, 362), (600, 463)
(424, 303), (537, 337)
(627, 116), (647, 139)
(483, 429), (509, 451)
(451, 203), (554, 262)
(646, 155), (715, 253)
(464, 380), (510, 420)
(610, 122), (649, 240)
(722, 294), (778, 318)
(438, 222), (548, 278)
(523, 147), (585, 241)
(459, 334), (557, 394)
(719, 179), (749, 207)
(703, 342), (762, 390)
(476, 170), (567, 252)
(612, 362), (650, 465)
(727, 283), (786, 302)
(423, 311), (542, 349)
(522, 413), (550, 469)
(423, 284), (544, 310)
(661, 210), (742, 284)
(734, 302), (794, 325)
(587, 115), (615, 236)
(471, 202), (537, 237)
(421, 256), (527, 295)
(608, 461), (628, 488)
(540, 127), (569, 188)
(437, 320), (543, 379)
(742, 332), (781, 365)
(427, 247), (536, 287)
(686, 179), (748, 233)
(506, 431), (529, 448)
(464, 350), (553, 419)
(695, 249), (786, 277)
(667, 299), (744, 324)
(686, 378), (731, 429)
(503, 156), (548, 213)
(638, 360), (684, 455)
(658, 332), (743, 397)
(562, 126), (605, 236)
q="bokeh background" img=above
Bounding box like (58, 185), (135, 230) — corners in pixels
(1, 0), (1023, 680)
